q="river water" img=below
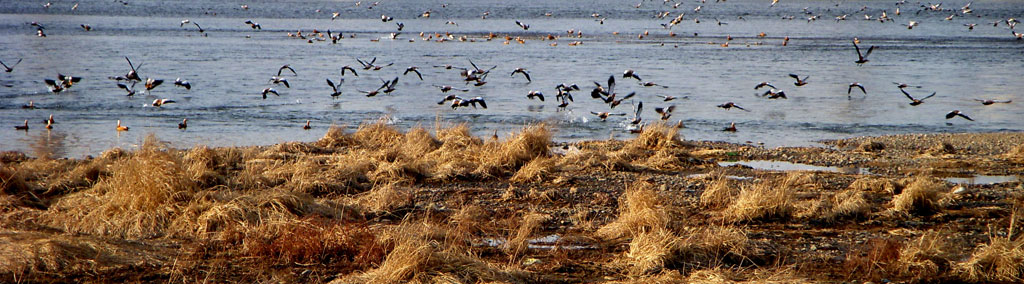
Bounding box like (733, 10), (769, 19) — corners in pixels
(1, 0), (1022, 158)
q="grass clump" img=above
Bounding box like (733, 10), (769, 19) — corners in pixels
(699, 173), (740, 209)
(894, 231), (954, 280)
(890, 176), (946, 216)
(596, 181), (670, 240)
(722, 174), (800, 222)
(44, 136), (196, 239)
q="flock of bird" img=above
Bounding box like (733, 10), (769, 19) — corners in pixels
(7, 0), (1021, 136)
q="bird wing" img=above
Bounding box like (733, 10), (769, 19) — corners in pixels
(654, 107), (665, 114)
(281, 65), (297, 76)
(855, 84), (866, 94)
(468, 59), (479, 71)
(667, 105), (676, 113)
(390, 77), (399, 88)
(523, 71), (531, 82)
(0, 60), (7, 69)
(326, 78), (337, 90)
(900, 88), (916, 100)
(853, 41), (863, 58)
(413, 69), (422, 80)
(920, 92), (936, 100)
(475, 98), (487, 109)
(635, 101), (643, 116)
(590, 111), (601, 116)
(342, 66), (358, 76)
(789, 73), (800, 80)
(125, 56), (137, 73)
(945, 111), (957, 119)
(620, 92), (636, 100)
(607, 75), (615, 95)
(864, 46), (875, 58)
(958, 113), (974, 121)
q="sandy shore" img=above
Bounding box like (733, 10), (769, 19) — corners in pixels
(2, 123), (1023, 283)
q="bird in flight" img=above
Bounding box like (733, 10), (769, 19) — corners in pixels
(403, 66), (423, 80)
(511, 68), (531, 82)
(945, 110), (974, 121)
(1, 58), (22, 72)
(848, 83), (866, 98)
(900, 88), (935, 106)
(278, 65), (297, 76)
(717, 102), (750, 111)
(973, 99), (1011, 105)
(326, 78), (343, 97)
(853, 40), (875, 65)
(789, 73), (809, 86)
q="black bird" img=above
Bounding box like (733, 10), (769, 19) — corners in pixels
(341, 65), (358, 76)
(21, 101), (36, 109)
(527, 91), (544, 101)
(14, 120), (29, 131)
(435, 85), (468, 93)
(609, 92), (636, 108)
(278, 65), (297, 76)
(174, 78), (191, 90)
(44, 79), (64, 93)
(654, 105), (675, 120)
(848, 83), (866, 97)
(623, 69), (642, 81)
(303, 120), (312, 130)
(450, 96), (487, 109)
(754, 81), (776, 90)
(192, 22), (205, 33)
(178, 118), (188, 129)
(124, 56), (142, 81)
(630, 101), (643, 124)
(116, 81), (138, 96)
(403, 66), (423, 80)
(723, 122), (737, 132)
(515, 20), (530, 30)
(789, 73), (809, 86)
(717, 102), (750, 111)
(974, 99), (1012, 105)
(269, 76), (290, 88)
(511, 68), (531, 82)
(380, 77), (399, 94)
(244, 20), (261, 30)
(853, 40), (875, 65)
(1, 58), (22, 72)
(326, 78), (343, 97)
(945, 110), (974, 121)
(760, 89), (787, 99)
(900, 88), (935, 106)
(591, 111), (626, 121)
(262, 88), (279, 99)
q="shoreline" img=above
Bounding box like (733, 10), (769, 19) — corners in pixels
(2, 122), (1023, 283)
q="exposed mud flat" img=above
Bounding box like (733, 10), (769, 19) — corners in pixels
(2, 124), (1023, 283)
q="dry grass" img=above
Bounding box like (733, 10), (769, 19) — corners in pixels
(339, 221), (525, 284)
(504, 212), (549, 262)
(510, 156), (560, 183)
(816, 189), (872, 222)
(722, 175), (799, 222)
(891, 176), (946, 215)
(625, 228), (681, 275)
(1007, 144), (1024, 163)
(893, 231), (954, 279)
(43, 136), (196, 238)
(350, 183), (413, 214)
(958, 235), (1024, 282)
(596, 181), (670, 240)
(700, 173), (740, 209)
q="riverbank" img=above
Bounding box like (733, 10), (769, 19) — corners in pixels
(2, 122), (1022, 283)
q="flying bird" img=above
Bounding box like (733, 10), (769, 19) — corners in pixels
(654, 105), (676, 120)
(341, 65), (358, 76)
(526, 91), (544, 101)
(515, 20), (530, 30)
(269, 76), (290, 88)
(511, 68), (531, 82)
(244, 20), (261, 29)
(717, 102), (750, 111)
(152, 98), (176, 107)
(1, 58), (22, 72)
(973, 99), (1012, 105)
(754, 82), (776, 90)
(623, 69), (642, 81)
(262, 88), (279, 99)
(145, 78), (163, 90)
(173, 78), (191, 90)
(277, 65), (297, 76)
(853, 40), (875, 65)
(789, 73), (809, 86)
(900, 88), (935, 106)
(403, 66), (423, 80)
(591, 111), (626, 121)
(945, 110), (974, 121)
(848, 83), (866, 98)
(326, 78), (343, 97)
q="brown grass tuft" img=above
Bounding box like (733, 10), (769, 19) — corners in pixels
(700, 173), (740, 209)
(629, 122), (682, 150)
(351, 183), (413, 214)
(510, 156), (560, 183)
(722, 176), (797, 222)
(891, 176), (946, 215)
(44, 135), (196, 238)
(504, 212), (549, 262)
(473, 124), (551, 178)
(818, 189), (872, 222)
(894, 231), (953, 279)
(596, 181), (669, 240)
(1006, 144), (1024, 163)
(625, 228), (681, 275)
